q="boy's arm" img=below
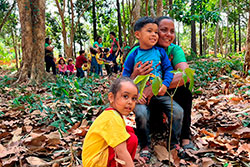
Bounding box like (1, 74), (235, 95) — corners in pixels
(122, 50), (137, 77)
(159, 47), (174, 88)
(114, 141), (135, 167)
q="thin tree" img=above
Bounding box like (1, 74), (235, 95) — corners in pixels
(214, 0), (222, 57)
(191, 0), (197, 55)
(0, 0), (16, 32)
(92, 0), (97, 41)
(244, 0), (250, 74)
(156, 0), (163, 17)
(117, 0), (123, 47)
(55, 0), (89, 58)
(150, 0), (155, 18)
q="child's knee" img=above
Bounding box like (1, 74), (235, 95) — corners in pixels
(173, 105), (184, 121)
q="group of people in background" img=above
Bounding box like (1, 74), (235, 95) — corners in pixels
(44, 31), (131, 78)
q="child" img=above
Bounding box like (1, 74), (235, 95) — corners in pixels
(82, 77), (139, 167)
(103, 48), (113, 76)
(75, 50), (87, 78)
(89, 47), (99, 75)
(96, 47), (104, 76)
(67, 58), (75, 75)
(58, 58), (67, 75)
(122, 16), (184, 161)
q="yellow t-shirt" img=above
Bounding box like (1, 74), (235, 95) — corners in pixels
(96, 53), (104, 65)
(82, 108), (130, 167)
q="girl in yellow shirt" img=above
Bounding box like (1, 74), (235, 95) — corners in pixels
(82, 77), (142, 167)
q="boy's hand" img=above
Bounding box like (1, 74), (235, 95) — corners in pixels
(158, 84), (167, 96)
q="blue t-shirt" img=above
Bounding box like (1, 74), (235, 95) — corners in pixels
(123, 46), (173, 87)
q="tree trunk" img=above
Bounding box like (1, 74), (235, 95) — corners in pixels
(234, 20), (237, 52)
(117, 0), (122, 47)
(177, 21), (180, 45)
(11, 29), (18, 70)
(145, 0), (149, 16)
(150, 0), (155, 18)
(129, 0), (140, 45)
(214, 0), (221, 57)
(191, 0), (197, 56)
(225, 12), (229, 57)
(244, 2), (250, 73)
(16, 0), (47, 84)
(199, 1), (202, 56)
(0, 1), (16, 32)
(122, 0), (127, 42)
(238, 15), (241, 52)
(156, 0), (163, 17)
(92, 0), (97, 41)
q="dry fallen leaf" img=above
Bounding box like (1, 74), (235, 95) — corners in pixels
(26, 156), (48, 166)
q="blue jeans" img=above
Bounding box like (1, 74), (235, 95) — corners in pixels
(98, 64), (103, 76)
(76, 67), (84, 78)
(90, 58), (98, 75)
(134, 95), (184, 149)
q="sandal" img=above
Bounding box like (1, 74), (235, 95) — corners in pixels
(139, 149), (152, 164)
(182, 140), (198, 150)
(172, 144), (186, 159)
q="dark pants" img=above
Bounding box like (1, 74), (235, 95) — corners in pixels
(135, 96), (184, 149)
(76, 67), (84, 78)
(169, 85), (192, 141)
(45, 55), (56, 75)
(105, 64), (112, 76)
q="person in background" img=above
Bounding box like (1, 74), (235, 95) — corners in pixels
(89, 47), (99, 76)
(75, 50), (87, 78)
(96, 47), (104, 76)
(93, 36), (103, 50)
(103, 48), (112, 76)
(122, 41), (131, 63)
(58, 58), (67, 75)
(67, 58), (75, 75)
(110, 32), (120, 73)
(45, 37), (56, 75)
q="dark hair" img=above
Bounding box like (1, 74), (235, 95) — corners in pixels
(104, 48), (109, 53)
(59, 54), (62, 58)
(45, 37), (50, 44)
(79, 50), (85, 55)
(68, 58), (73, 65)
(109, 31), (116, 37)
(98, 47), (103, 52)
(155, 16), (174, 24)
(96, 36), (102, 41)
(90, 47), (97, 54)
(134, 16), (158, 32)
(109, 77), (138, 97)
(58, 58), (65, 64)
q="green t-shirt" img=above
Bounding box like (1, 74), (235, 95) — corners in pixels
(125, 44), (186, 67)
(45, 43), (49, 48)
(166, 43), (186, 67)
(93, 41), (103, 48)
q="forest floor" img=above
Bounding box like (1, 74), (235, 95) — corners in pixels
(0, 57), (250, 167)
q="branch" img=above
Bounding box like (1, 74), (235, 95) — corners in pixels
(0, 0), (16, 32)
(73, 2), (90, 35)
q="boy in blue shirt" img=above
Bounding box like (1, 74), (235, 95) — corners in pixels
(122, 16), (184, 162)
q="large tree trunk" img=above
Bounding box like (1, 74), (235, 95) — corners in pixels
(199, 0), (203, 56)
(16, 0), (47, 84)
(117, 0), (122, 47)
(225, 12), (230, 56)
(244, 2), (250, 73)
(156, 0), (163, 17)
(150, 0), (155, 18)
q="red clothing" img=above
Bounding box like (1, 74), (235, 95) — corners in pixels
(67, 64), (75, 72)
(107, 126), (138, 167)
(75, 55), (87, 68)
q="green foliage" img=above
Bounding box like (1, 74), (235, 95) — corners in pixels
(39, 76), (108, 133)
(190, 56), (243, 87)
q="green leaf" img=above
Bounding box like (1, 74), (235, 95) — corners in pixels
(74, 80), (80, 89)
(50, 120), (61, 128)
(185, 68), (195, 92)
(152, 77), (162, 96)
(61, 88), (69, 96)
(182, 73), (187, 87)
(134, 75), (150, 99)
